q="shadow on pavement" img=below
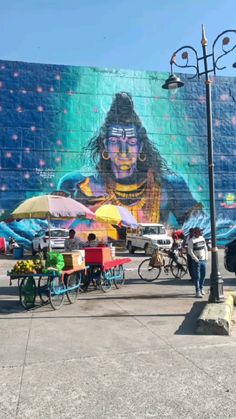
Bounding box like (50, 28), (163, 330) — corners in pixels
(220, 278), (236, 287)
(78, 293), (195, 301)
(127, 277), (236, 289)
(0, 300), (24, 314)
(126, 278), (193, 286)
(175, 301), (206, 335)
(0, 286), (19, 296)
(0, 293), (195, 315)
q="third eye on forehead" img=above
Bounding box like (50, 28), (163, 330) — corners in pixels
(108, 127), (137, 138)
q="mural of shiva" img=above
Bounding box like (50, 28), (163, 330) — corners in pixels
(57, 92), (202, 227)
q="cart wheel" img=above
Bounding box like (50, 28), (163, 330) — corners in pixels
(66, 273), (80, 304)
(114, 265), (125, 288)
(100, 271), (112, 292)
(19, 277), (37, 310)
(48, 276), (65, 310)
(38, 277), (49, 304)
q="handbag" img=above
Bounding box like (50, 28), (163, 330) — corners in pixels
(149, 250), (164, 267)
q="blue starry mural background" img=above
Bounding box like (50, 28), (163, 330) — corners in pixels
(0, 59), (236, 246)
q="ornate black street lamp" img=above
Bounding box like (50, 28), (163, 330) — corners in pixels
(162, 25), (236, 303)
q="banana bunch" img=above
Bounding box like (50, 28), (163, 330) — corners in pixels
(11, 259), (43, 274)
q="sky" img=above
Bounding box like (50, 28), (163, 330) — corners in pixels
(1, 0), (236, 76)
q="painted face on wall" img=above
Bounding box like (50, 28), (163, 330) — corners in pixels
(104, 124), (143, 179)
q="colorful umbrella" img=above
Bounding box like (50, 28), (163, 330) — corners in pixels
(11, 195), (95, 249)
(11, 195), (95, 220)
(95, 204), (138, 228)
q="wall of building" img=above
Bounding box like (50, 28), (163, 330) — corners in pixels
(0, 59), (235, 246)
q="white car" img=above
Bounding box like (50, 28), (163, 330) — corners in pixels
(126, 223), (173, 255)
(32, 228), (69, 255)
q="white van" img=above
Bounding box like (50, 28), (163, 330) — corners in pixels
(126, 223), (173, 255)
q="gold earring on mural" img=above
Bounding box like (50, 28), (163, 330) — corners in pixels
(102, 151), (110, 160)
(138, 152), (146, 162)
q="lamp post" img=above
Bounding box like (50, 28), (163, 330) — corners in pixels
(162, 25), (236, 303)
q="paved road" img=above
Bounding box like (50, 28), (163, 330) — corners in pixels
(1, 250), (236, 418)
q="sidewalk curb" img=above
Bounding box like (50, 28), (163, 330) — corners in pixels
(196, 292), (235, 335)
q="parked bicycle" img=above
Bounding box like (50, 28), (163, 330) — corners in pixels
(138, 247), (188, 282)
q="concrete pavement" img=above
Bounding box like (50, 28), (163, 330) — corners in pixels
(1, 250), (236, 418)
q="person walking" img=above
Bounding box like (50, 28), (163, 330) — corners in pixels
(187, 227), (208, 298)
(184, 228), (194, 281)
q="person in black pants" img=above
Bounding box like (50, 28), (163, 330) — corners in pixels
(185, 228), (194, 281)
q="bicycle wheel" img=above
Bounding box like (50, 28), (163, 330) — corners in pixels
(19, 277), (36, 309)
(138, 258), (161, 281)
(48, 276), (65, 310)
(38, 277), (49, 304)
(100, 271), (112, 292)
(66, 273), (80, 304)
(178, 254), (187, 265)
(114, 265), (125, 289)
(170, 260), (188, 279)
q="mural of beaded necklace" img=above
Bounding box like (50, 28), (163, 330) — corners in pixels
(106, 172), (161, 223)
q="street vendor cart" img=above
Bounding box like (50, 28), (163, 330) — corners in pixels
(84, 247), (131, 292)
(7, 246), (131, 309)
(7, 194), (96, 310)
(8, 249), (88, 310)
(8, 265), (88, 310)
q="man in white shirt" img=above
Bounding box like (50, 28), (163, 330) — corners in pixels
(64, 229), (82, 252)
(188, 227), (208, 298)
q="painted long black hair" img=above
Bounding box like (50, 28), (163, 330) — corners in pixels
(86, 92), (171, 183)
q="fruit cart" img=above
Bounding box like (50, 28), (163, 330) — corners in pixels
(8, 252), (88, 310)
(7, 247), (132, 309)
(8, 267), (88, 310)
(84, 247), (132, 292)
